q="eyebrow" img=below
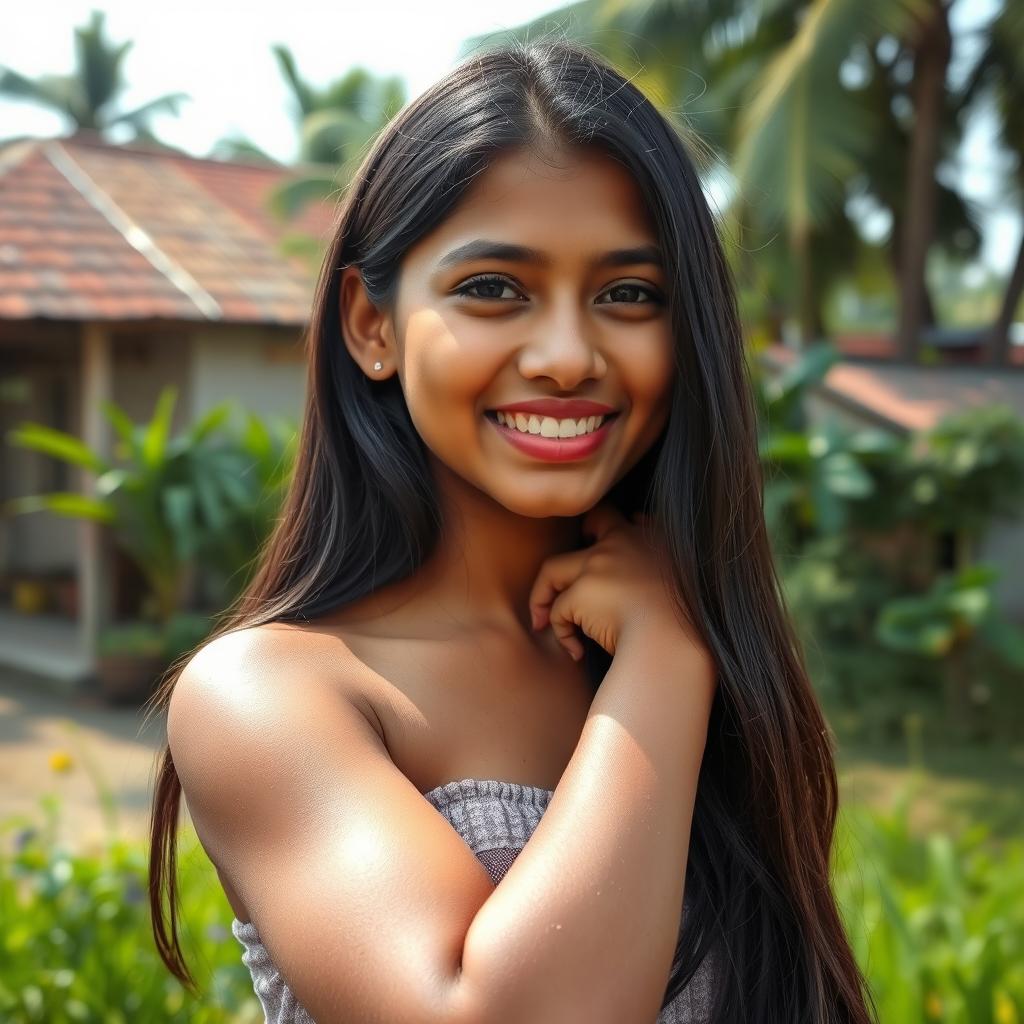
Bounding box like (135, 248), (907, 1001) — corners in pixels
(436, 239), (665, 271)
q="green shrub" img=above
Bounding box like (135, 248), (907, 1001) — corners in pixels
(835, 777), (1024, 1023)
(2, 779), (1022, 1022)
(0, 796), (262, 1023)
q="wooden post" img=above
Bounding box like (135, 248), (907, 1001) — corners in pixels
(79, 322), (113, 674)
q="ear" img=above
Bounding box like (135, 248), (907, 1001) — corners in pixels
(339, 266), (396, 380)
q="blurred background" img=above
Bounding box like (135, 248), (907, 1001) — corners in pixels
(0, 1), (1022, 1020)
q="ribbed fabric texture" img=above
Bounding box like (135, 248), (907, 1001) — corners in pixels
(231, 777), (717, 1023)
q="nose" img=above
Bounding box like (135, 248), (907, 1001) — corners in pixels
(516, 306), (607, 389)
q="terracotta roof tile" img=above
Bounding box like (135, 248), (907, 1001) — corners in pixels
(763, 342), (1024, 432)
(0, 135), (339, 325)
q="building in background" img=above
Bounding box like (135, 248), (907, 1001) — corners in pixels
(0, 134), (334, 687)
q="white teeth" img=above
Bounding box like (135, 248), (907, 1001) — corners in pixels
(494, 411), (607, 438)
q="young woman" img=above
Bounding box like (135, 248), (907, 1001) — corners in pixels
(147, 38), (876, 1024)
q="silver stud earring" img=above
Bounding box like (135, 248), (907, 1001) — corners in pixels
(373, 361), (383, 372)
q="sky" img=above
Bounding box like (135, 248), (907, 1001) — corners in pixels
(0, 0), (1019, 276)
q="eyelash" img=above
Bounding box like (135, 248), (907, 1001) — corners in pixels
(455, 273), (663, 306)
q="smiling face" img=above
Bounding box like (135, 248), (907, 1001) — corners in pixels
(344, 144), (676, 519)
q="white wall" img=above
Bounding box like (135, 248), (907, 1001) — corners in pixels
(2, 324), (307, 579)
(978, 524), (1024, 620)
(189, 325), (307, 427)
(112, 330), (192, 434)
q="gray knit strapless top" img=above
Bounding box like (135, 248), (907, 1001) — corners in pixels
(231, 777), (718, 1023)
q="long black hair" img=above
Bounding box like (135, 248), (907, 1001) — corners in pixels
(148, 37), (876, 1023)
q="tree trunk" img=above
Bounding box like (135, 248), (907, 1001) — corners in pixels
(921, 280), (937, 328)
(986, 227), (1024, 366)
(887, 214), (937, 348)
(895, 0), (952, 363)
(795, 227), (825, 345)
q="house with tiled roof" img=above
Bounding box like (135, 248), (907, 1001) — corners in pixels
(760, 341), (1024, 619)
(0, 132), (337, 687)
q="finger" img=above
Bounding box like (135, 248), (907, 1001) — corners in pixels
(528, 547), (589, 630)
(582, 502), (628, 542)
(548, 587), (586, 661)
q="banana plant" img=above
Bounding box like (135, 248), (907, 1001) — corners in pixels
(5, 387), (295, 624)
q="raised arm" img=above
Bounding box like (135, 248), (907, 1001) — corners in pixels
(460, 629), (714, 1024)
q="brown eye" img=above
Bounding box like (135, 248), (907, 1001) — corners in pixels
(455, 274), (524, 301)
(599, 283), (663, 305)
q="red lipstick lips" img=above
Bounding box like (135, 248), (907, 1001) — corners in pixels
(486, 401), (619, 463)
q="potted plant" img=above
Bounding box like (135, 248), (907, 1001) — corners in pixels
(96, 620), (168, 705)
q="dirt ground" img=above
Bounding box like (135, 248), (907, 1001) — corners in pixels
(0, 667), (170, 855)
(4, 665), (1020, 864)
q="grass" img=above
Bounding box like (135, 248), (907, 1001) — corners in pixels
(835, 718), (1024, 841)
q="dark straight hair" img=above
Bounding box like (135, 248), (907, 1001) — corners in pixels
(146, 37), (876, 1023)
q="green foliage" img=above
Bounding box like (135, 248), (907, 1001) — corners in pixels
(262, 50), (406, 223)
(757, 344), (905, 549)
(753, 346), (1024, 740)
(96, 621), (165, 658)
(6, 389), (298, 623)
(0, 9), (189, 141)
(755, 348), (1024, 557)
(471, 0), (1020, 348)
(909, 406), (1024, 540)
(835, 778), (1024, 1023)
(876, 565), (1024, 666)
(3, 774), (1022, 1020)
(0, 799), (262, 1023)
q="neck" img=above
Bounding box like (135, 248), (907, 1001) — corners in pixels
(346, 460), (585, 636)
(419, 462), (585, 632)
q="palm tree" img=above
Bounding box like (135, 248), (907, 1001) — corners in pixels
(262, 46), (407, 221)
(0, 9), (189, 144)
(962, 0), (1024, 365)
(462, 0), (990, 359)
(894, 0), (953, 361)
(464, 1), (913, 344)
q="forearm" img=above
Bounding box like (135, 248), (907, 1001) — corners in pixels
(454, 634), (715, 1024)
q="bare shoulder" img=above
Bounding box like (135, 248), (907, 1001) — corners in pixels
(165, 621), (495, 1022)
(165, 620), (387, 882)
(168, 621), (381, 749)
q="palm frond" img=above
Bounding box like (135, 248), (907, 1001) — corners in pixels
(733, 0), (921, 236)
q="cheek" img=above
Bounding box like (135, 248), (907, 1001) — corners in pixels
(400, 312), (502, 436)
(623, 329), (675, 415)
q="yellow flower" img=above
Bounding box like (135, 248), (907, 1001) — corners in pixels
(48, 750), (74, 773)
(924, 992), (943, 1020)
(995, 992), (1018, 1024)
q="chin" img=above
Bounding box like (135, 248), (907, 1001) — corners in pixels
(496, 490), (599, 519)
